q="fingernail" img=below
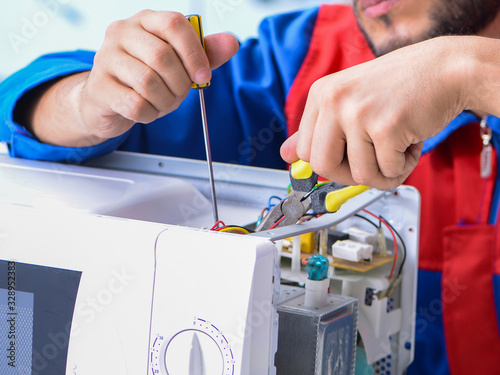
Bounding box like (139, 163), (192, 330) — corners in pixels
(194, 67), (210, 84)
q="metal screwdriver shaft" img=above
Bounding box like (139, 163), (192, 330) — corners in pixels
(198, 89), (219, 222)
(187, 15), (219, 223)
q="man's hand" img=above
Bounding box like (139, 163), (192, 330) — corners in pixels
(30, 10), (239, 147)
(280, 36), (483, 190)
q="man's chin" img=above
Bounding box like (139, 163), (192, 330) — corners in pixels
(370, 36), (415, 57)
(355, 18), (428, 57)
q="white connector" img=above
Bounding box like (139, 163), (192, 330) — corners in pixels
(342, 226), (376, 244)
(331, 239), (373, 262)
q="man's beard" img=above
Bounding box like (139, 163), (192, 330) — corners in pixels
(354, 0), (500, 57)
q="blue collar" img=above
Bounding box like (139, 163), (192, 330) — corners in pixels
(422, 111), (500, 155)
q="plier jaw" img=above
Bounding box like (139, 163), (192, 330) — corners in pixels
(255, 190), (311, 231)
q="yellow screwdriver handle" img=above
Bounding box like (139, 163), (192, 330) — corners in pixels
(187, 15), (210, 90)
(324, 185), (370, 213)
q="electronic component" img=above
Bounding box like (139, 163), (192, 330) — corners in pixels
(342, 226), (376, 244)
(299, 232), (316, 253)
(304, 254), (330, 308)
(331, 239), (374, 262)
(276, 285), (358, 375)
(376, 227), (388, 257)
(327, 229), (350, 253)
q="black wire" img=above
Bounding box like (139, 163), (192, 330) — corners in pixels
(380, 215), (407, 276)
(354, 214), (379, 229)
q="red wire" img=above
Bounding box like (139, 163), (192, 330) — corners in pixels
(362, 209), (398, 280)
(210, 220), (225, 231)
(269, 216), (286, 230)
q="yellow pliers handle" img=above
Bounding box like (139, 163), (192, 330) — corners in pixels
(322, 184), (370, 212)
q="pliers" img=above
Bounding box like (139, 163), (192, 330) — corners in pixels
(255, 160), (370, 231)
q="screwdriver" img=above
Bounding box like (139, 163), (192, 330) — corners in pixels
(187, 15), (219, 223)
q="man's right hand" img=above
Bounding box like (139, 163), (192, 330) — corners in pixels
(29, 10), (239, 148)
(280, 35), (500, 190)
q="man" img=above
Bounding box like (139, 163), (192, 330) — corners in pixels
(1, 1), (500, 373)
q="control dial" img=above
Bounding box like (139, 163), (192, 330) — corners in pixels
(150, 317), (235, 375)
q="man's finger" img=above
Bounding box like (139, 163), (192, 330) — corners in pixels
(101, 76), (159, 125)
(115, 25), (193, 98)
(295, 94), (320, 162)
(280, 132), (299, 163)
(308, 109), (347, 179)
(100, 49), (182, 114)
(347, 133), (400, 189)
(137, 11), (211, 85)
(205, 33), (239, 70)
(375, 135), (424, 179)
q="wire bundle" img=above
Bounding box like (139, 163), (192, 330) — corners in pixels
(210, 220), (251, 235)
